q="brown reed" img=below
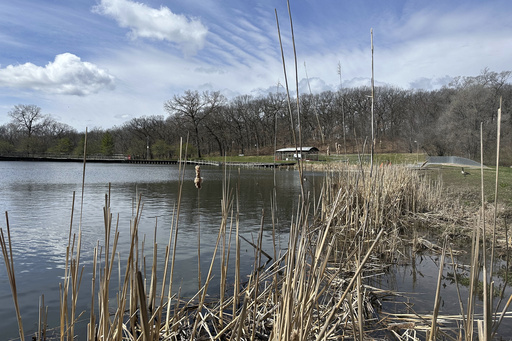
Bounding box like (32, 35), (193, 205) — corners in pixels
(3, 135), (511, 341)
(1, 161), (493, 341)
(0, 212), (24, 341)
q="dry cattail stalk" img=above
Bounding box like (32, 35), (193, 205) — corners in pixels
(387, 322), (416, 331)
(194, 165), (202, 189)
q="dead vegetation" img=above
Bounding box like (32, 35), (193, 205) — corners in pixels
(1, 3), (511, 336)
(2, 152), (512, 340)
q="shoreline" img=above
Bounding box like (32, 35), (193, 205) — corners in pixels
(0, 155), (296, 168)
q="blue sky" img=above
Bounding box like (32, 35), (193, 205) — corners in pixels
(0, 0), (510, 130)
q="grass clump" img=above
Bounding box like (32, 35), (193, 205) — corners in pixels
(2, 160), (512, 340)
(1, 163), (437, 340)
(320, 164), (441, 254)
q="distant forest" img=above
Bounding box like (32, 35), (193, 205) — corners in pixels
(1, 69), (511, 165)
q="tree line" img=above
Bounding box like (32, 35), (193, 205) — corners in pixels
(1, 69), (511, 165)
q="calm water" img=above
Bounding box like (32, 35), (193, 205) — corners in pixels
(1, 162), (511, 339)
(0, 161), (322, 339)
(377, 252), (512, 339)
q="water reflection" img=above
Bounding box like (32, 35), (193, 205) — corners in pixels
(377, 250), (512, 337)
(0, 161), (317, 339)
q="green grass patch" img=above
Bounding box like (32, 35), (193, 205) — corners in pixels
(201, 152), (425, 165)
(322, 152), (424, 164)
(432, 165), (512, 206)
(203, 152), (512, 206)
(200, 155), (283, 163)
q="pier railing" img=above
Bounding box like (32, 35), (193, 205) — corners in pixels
(0, 153), (295, 168)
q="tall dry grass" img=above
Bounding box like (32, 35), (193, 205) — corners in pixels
(0, 212), (25, 341)
(4, 157), (512, 340)
(376, 100), (512, 341)
(1, 155), (444, 341)
(1, 4), (510, 338)
(320, 164), (441, 262)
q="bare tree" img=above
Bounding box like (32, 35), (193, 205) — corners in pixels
(123, 115), (167, 159)
(7, 104), (49, 154)
(8, 104), (45, 138)
(164, 90), (226, 158)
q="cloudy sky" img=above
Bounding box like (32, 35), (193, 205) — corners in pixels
(0, 0), (510, 130)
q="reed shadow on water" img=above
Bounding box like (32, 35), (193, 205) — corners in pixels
(1, 160), (512, 340)
(0, 162), (313, 339)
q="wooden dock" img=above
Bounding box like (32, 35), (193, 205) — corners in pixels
(0, 156), (295, 168)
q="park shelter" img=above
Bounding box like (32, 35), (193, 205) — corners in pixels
(275, 147), (319, 161)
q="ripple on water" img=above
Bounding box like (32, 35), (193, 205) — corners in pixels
(0, 162), (309, 339)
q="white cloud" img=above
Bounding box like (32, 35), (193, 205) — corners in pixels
(371, 5), (512, 89)
(93, 0), (208, 56)
(0, 53), (115, 96)
(408, 76), (453, 90)
(299, 77), (333, 94)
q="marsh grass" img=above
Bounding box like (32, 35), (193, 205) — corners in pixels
(2, 11), (511, 339)
(2, 2), (511, 339)
(2, 79), (511, 341)
(381, 101), (512, 341)
(0, 213), (24, 341)
(0, 151), (441, 341)
(3, 156), (512, 340)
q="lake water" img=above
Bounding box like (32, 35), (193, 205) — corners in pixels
(1, 161), (511, 339)
(0, 161), (323, 339)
